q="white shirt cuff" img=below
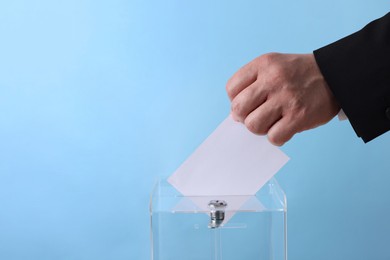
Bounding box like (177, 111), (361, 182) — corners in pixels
(338, 109), (348, 121)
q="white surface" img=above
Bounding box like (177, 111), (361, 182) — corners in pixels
(168, 116), (289, 196)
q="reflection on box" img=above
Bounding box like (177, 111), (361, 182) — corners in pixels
(150, 178), (287, 260)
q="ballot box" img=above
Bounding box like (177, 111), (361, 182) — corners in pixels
(150, 178), (287, 260)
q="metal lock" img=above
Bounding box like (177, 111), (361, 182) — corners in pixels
(208, 200), (227, 229)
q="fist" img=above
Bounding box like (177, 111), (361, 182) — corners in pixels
(226, 53), (340, 146)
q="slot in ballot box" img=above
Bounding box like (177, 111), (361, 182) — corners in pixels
(150, 178), (287, 260)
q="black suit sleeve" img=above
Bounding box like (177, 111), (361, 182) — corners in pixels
(313, 12), (390, 142)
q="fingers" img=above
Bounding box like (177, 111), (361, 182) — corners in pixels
(226, 59), (258, 101)
(231, 81), (268, 123)
(267, 116), (300, 146)
(236, 96), (300, 146)
(226, 53), (335, 146)
(244, 100), (282, 135)
(236, 95), (301, 146)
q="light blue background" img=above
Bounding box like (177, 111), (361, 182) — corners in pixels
(0, 1), (389, 259)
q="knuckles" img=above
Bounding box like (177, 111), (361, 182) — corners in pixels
(225, 77), (235, 99)
(258, 52), (279, 66)
(268, 121), (296, 147)
(231, 100), (243, 121)
(231, 100), (240, 114)
(258, 53), (289, 85)
(268, 138), (284, 147)
(258, 53), (284, 74)
(268, 133), (286, 147)
(245, 117), (267, 135)
(227, 52), (308, 146)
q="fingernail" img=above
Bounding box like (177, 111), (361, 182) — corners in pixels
(230, 113), (239, 122)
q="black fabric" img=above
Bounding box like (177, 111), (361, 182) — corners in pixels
(313, 12), (390, 142)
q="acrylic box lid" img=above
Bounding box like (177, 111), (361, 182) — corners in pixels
(150, 178), (286, 217)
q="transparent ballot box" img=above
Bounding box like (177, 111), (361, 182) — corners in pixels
(150, 178), (287, 260)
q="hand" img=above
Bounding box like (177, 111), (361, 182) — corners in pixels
(226, 53), (340, 146)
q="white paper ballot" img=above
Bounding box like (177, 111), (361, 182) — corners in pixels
(168, 116), (289, 197)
